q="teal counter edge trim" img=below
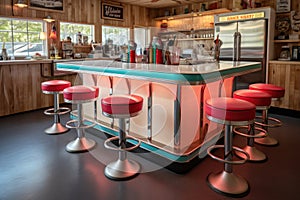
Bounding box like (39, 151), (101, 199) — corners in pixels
(70, 114), (199, 163)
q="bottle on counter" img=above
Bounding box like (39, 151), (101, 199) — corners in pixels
(152, 36), (163, 64)
(148, 46), (153, 63)
(121, 45), (128, 62)
(1, 42), (8, 60)
(1, 48), (8, 60)
(142, 48), (148, 63)
(76, 32), (82, 45)
(49, 44), (55, 59)
(128, 40), (137, 63)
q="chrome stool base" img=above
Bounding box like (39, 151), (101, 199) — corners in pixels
(255, 135), (278, 146)
(234, 125), (268, 162)
(45, 122), (69, 135)
(207, 171), (249, 197)
(104, 134), (141, 180)
(66, 137), (96, 153)
(105, 158), (140, 180)
(236, 146), (267, 162)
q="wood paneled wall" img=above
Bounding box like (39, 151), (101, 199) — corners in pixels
(0, 0), (151, 43)
(268, 62), (300, 111)
(150, 0), (300, 19)
(1, 0), (299, 43)
(0, 62), (77, 116)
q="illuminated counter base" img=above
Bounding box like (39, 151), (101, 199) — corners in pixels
(57, 60), (261, 172)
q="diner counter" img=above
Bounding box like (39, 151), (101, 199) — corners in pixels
(56, 60), (261, 172)
(0, 57), (114, 65)
(0, 59), (53, 65)
(56, 60), (261, 85)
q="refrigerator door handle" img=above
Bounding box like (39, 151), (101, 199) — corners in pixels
(233, 31), (241, 61)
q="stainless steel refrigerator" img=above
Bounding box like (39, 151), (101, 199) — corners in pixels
(214, 8), (275, 89)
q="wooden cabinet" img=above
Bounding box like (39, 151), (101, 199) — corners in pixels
(0, 61), (77, 117)
(268, 61), (300, 111)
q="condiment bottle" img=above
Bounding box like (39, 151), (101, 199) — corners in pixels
(152, 36), (163, 64)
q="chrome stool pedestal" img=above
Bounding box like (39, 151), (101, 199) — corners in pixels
(65, 105), (96, 152)
(249, 83), (285, 146)
(43, 91), (71, 134)
(207, 123), (250, 196)
(254, 110), (282, 146)
(233, 89), (272, 161)
(234, 124), (267, 161)
(104, 117), (141, 180)
(63, 85), (99, 153)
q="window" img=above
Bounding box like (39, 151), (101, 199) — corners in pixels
(134, 27), (151, 51)
(102, 26), (130, 45)
(60, 22), (94, 44)
(0, 17), (45, 58)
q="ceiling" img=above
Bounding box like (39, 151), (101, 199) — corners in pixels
(111, 0), (205, 9)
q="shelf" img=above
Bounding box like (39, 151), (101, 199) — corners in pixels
(269, 60), (300, 64)
(274, 39), (300, 43)
(74, 45), (92, 48)
(154, 8), (230, 21)
(159, 28), (214, 34)
(177, 38), (214, 41)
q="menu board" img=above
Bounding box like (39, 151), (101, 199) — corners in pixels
(101, 3), (123, 20)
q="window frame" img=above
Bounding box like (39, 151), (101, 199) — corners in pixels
(101, 25), (130, 46)
(0, 17), (46, 59)
(134, 26), (151, 51)
(59, 21), (95, 44)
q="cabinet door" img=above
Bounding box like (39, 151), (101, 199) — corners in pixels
(269, 63), (300, 111)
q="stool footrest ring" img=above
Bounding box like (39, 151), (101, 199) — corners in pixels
(44, 107), (70, 116)
(65, 119), (95, 129)
(255, 116), (282, 128)
(207, 145), (249, 165)
(233, 126), (268, 138)
(104, 135), (141, 152)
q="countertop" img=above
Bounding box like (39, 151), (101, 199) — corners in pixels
(56, 60), (261, 85)
(0, 57), (114, 66)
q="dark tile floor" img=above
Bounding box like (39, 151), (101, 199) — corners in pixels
(0, 108), (299, 200)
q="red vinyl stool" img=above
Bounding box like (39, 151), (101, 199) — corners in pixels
(249, 83), (285, 146)
(205, 97), (255, 196)
(233, 89), (270, 162)
(101, 94), (143, 180)
(63, 85), (99, 153)
(41, 80), (71, 134)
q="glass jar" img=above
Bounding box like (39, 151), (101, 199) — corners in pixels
(279, 46), (291, 60)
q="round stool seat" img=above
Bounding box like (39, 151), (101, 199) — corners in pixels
(42, 80), (71, 92)
(249, 83), (285, 99)
(101, 95), (143, 117)
(205, 97), (256, 122)
(63, 85), (99, 102)
(233, 89), (272, 107)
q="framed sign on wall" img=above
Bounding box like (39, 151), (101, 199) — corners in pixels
(276, 0), (290, 13)
(30, 0), (64, 12)
(101, 3), (124, 21)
